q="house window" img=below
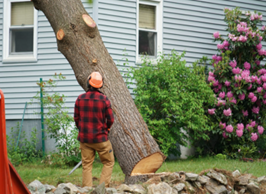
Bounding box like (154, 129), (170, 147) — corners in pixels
(3, 0), (37, 63)
(137, 0), (162, 63)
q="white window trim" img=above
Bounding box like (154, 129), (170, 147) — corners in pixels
(2, 0), (38, 63)
(136, 0), (163, 64)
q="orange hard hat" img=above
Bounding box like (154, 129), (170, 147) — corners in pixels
(88, 72), (103, 88)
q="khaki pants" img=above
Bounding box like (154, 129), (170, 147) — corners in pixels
(80, 140), (114, 187)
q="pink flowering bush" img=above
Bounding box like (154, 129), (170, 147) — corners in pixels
(206, 8), (266, 158)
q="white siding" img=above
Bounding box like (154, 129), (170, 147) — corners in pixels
(0, 0), (93, 119)
(163, 0), (266, 64)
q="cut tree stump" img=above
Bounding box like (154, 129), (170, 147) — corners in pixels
(31, 0), (165, 182)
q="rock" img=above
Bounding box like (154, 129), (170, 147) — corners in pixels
(28, 180), (46, 194)
(91, 182), (106, 194)
(44, 184), (56, 193)
(247, 182), (260, 194)
(147, 182), (177, 194)
(54, 187), (70, 194)
(185, 181), (195, 194)
(205, 179), (228, 194)
(145, 176), (161, 185)
(185, 173), (198, 181)
(238, 174), (252, 186)
(106, 187), (118, 194)
(128, 184), (146, 194)
(193, 181), (202, 189)
(232, 170), (241, 178)
(117, 184), (133, 193)
(197, 176), (208, 184)
(77, 186), (92, 193)
(207, 170), (228, 185)
(58, 183), (79, 194)
(173, 183), (185, 192)
(239, 188), (246, 194)
(258, 176), (266, 183)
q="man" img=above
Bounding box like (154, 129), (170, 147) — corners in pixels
(74, 72), (114, 187)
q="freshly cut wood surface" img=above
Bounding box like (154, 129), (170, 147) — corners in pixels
(131, 153), (164, 176)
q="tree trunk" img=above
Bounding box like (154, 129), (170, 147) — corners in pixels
(32, 0), (165, 181)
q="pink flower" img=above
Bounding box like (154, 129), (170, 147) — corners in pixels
(222, 131), (228, 139)
(219, 92), (225, 99)
(223, 40), (230, 47)
(208, 108), (216, 115)
(262, 26), (266, 31)
(251, 75), (258, 83)
(227, 91), (233, 98)
(247, 84), (252, 90)
(238, 35), (247, 42)
(258, 49), (266, 56)
(257, 87), (263, 93)
(251, 133), (258, 141)
(244, 62), (251, 70)
(252, 106), (260, 114)
(213, 80), (219, 87)
(238, 93), (245, 100)
(258, 126), (264, 135)
(250, 15), (255, 20)
(261, 75), (266, 82)
(219, 122), (226, 129)
(212, 55), (217, 61)
(246, 124), (252, 131)
(263, 83), (266, 90)
(225, 81), (231, 87)
(251, 96), (257, 103)
(217, 99), (226, 106)
(226, 125), (233, 133)
(236, 129), (243, 137)
(208, 76), (215, 82)
(250, 120), (256, 127)
(237, 123), (244, 131)
(248, 92), (255, 99)
(229, 60), (237, 68)
(230, 97), (237, 104)
(209, 71), (215, 77)
(235, 75), (242, 82)
(255, 60), (260, 65)
(216, 56), (222, 61)
(213, 31), (220, 39)
(217, 44), (224, 50)
(242, 110), (248, 116)
(232, 67), (241, 74)
(263, 99), (266, 104)
(223, 108), (232, 116)
(256, 43), (262, 50)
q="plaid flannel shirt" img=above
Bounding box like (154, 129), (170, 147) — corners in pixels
(74, 90), (114, 143)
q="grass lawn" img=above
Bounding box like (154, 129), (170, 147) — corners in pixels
(16, 157), (266, 187)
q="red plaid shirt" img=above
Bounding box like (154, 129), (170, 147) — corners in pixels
(74, 90), (114, 143)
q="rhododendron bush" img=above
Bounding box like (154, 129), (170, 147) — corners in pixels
(207, 8), (266, 158)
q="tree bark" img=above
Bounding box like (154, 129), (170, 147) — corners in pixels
(32, 0), (165, 181)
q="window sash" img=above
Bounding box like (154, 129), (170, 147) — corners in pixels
(139, 4), (156, 30)
(11, 1), (34, 26)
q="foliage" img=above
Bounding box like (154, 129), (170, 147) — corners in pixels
(7, 122), (41, 166)
(205, 7), (266, 158)
(126, 51), (216, 156)
(33, 73), (80, 166)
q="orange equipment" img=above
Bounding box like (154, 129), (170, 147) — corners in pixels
(88, 72), (103, 88)
(0, 89), (31, 194)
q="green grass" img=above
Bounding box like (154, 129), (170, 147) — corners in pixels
(16, 157), (266, 187)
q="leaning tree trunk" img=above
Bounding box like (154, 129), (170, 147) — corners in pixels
(32, 0), (165, 182)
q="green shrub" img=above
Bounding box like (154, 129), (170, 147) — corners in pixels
(33, 73), (81, 166)
(7, 122), (41, 166)
(126, 51), (216, 156)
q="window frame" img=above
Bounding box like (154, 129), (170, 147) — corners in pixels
(3, 0), (38, 63)
(136, 0), (162, 64)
